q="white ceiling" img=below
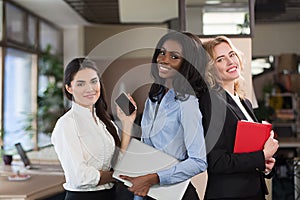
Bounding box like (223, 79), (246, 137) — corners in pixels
(11, 0), (209, 28)
(12, 0), (89, 28)
(119, 0), (178, 23)
(11, 0), (300, 29)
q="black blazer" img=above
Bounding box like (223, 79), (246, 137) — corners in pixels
(199, 89), (270, 199)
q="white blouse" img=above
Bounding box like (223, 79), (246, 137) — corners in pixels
(51, 102), (117, 191)
(226, 90), (254, 122)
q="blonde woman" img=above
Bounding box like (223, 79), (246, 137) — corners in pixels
(200, 36), (279, 200)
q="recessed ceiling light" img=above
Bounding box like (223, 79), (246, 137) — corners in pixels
(206, 0), (221, 5)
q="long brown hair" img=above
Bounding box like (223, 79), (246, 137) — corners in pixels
(63, 58), (121, 147)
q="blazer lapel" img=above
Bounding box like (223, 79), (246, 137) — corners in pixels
(225, 93), (247, 120)
(216, 90), (258, 122)
(241, 99), (258, 122)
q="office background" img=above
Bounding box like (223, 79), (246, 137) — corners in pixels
(1, 0), (300, 199)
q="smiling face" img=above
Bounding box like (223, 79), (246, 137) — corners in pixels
(65, 68), (100, 110)
(213, 42), (241, 86)
(156, 39), (183, 83)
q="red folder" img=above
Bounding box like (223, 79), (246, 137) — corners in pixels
(234, 120), (272, 153)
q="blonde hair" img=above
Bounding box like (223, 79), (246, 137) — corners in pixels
(203, 36), (246, 99)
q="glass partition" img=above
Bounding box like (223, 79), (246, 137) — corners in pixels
(186, 0), (252, 36)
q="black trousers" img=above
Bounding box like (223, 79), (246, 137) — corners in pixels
(204, 189), (265, 200)
(115, 181), (134, 200)
(145, 183), (200, 200)
(64, 187), (115, 200)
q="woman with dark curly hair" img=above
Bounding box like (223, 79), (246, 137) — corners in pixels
(120, 31), (208, 200)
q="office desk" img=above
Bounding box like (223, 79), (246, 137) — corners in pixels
(0, 165), (65, 200)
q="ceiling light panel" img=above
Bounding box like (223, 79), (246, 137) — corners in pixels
(119, 0), (178, 23)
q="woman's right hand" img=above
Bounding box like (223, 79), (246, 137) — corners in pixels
(263, 130), (279, 160)
(116, 94), (137, 124)
(116, 94), (137, 151)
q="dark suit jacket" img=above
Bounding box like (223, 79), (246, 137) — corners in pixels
(199, 89), (271, 199)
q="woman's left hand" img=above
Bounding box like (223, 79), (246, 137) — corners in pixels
(98, 170), (115, 185)
(265, 157), (276, 174)
(119, 173), (159, 197)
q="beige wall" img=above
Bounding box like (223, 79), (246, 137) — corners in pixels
(64, 22), (300, 108)
(82, 25), (168, 115)
(63, 26), (84, 66)
(84, 24), (167, 55)
(63, 25), (255, 109)
(253, 22), (300, 56)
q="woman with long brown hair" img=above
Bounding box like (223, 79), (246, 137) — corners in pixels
(51, 57), (135, 200)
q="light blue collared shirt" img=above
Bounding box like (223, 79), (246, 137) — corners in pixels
(141, 89), (207, 186)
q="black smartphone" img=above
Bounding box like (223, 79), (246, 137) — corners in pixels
(115, 92), (136, 116)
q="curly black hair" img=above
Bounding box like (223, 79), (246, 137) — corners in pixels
(149, 31), (208, 102)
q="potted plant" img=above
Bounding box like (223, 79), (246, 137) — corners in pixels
(237, 13), (250, 35)
(37, 45), (65, 136)
(23, 45), (65, 142)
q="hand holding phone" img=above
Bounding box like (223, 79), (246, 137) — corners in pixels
(115, 92), (136, 116)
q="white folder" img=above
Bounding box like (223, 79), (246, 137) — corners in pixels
(113, 138), (190, 200)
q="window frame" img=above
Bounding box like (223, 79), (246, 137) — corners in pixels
(0, 0), (63, 152)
